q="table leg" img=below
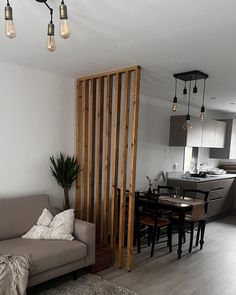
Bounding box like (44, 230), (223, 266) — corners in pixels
(177, 210), (185, 259)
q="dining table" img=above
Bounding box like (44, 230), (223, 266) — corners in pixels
(138, 192), (206, 259)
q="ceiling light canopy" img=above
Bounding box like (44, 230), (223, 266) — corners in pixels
(171, 70), (209, 128)
(4, 0), (71, 52)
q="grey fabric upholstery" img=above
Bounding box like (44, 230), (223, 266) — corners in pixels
(0, 238), (87, 275)
(0, 194), (96, 287)
(74, 219), (95, 266)
(0, 195), (50, 240)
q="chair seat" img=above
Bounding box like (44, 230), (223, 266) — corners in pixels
(140, 217), (171, 227)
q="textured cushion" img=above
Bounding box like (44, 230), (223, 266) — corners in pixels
(22, 209), (75, 241)
(0, 195), (50, 240)
(0, 238), (87, 275)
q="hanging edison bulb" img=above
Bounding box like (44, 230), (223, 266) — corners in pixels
(172, 96), (177, 112)
(5, 1), (16, 39)
(200, 79), (207, 121)
(182, 114), (192, 130)
(59, 1), (71, 39)
(172, 78), (178, 112)
(200, 105), (206, 121)
(47, 22), (56, 52)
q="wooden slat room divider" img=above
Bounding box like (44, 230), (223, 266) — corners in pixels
(76, 65), (141, 271)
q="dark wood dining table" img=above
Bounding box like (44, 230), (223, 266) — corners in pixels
(138, 192), (205, 259)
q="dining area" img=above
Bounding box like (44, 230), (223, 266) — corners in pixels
(128, 186), (209, 260)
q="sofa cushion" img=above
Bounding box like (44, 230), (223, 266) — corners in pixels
(0, 238), (87, 275)
(0, 195), (51, 240)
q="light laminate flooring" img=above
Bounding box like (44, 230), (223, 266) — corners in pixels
(100, 216), (236, 295)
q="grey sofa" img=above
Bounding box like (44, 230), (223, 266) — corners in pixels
(0, 194), (95, 287)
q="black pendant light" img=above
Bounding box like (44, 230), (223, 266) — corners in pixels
(193, 75), (198, 99)
(183, 81), (187, 100)
(172, 70), (209, 128)
(200, 78), (207, 121)
(182, 80), (192, 130)
(172, 78), (178, 112)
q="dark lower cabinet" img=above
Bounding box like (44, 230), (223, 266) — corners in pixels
(167, 178), (235, 220)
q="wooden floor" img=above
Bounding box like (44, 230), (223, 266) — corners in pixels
(100, 216), (236, 295)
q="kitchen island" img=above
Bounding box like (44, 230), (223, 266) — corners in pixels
(167, 174), (236, 220)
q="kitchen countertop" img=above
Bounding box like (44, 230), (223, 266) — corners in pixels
(168, 173), (236, 183)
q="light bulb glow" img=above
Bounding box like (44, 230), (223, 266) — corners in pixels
(5, 20), (16, 39)
(182, 120), (192, 130)
(200, 112), (206, 121)
(60, 19), (71, 39)
(172, 103), (177, 112)
(47, 36), (56, 52)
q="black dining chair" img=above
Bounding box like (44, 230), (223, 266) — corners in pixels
(182, 189), (209, 253)
(135, 192), (172, 257)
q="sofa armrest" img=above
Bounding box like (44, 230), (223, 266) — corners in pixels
(74, 219), (95, 266)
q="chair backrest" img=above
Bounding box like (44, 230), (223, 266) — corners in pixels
(135, 191), (159, 222)
(183, 189), (209, 214)
(156, 185), (176, 196)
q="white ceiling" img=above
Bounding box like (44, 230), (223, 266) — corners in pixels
(1, 0), (236, 113)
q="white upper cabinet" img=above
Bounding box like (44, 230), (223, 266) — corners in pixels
(186, 117), (203, 147)
(214, 121), (226, 148)
(202, 120), (226, 148)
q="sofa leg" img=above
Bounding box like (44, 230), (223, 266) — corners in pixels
(73, 270), (79, 280)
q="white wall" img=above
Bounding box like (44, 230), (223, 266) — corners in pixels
(0, 62), (76, 208)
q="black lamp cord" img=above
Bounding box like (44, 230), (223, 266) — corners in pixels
(187, 79), (192, 115)
(175, 78), (177, 97)
(202, 78), (206, 106)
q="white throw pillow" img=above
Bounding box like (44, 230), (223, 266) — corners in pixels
(37, 208), (54, 226)
(22, 209), (74, 241)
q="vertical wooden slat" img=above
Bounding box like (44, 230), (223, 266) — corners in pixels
(111, 73), (122, 260)
(82, 80), (89, 221)
(103, 75), (113, 246)
(88, 79), (97, 223)
(76, 81), (83, 219)
(118, 71), (131, 268)
(96, 77), (105, 246)
(126, 67), (141, 271)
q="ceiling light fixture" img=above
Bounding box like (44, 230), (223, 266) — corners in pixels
(182, 80), (192, 130)
(200, 78), (206, 121)
(5, 0), (16, 39)
(183, 81), (187, 101)
(172, 70), (209, 128)
(172, 78), (178, 112)
(193, 75), (198, 100)
(59, 0), (71, 39)
(4, 0), (71, 52)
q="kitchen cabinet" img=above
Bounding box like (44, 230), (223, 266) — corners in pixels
(169, 115), (226, 148)
(167, 177), (234, 220)
(210, 119), (236, 159)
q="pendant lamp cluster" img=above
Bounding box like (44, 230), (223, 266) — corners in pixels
(4, 0), (71, 52)
(171, 70), (209, 129)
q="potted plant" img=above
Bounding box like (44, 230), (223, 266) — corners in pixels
(50, 153), (81, 210)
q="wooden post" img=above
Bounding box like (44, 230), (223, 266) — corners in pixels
(111, 73), (122, 261)
(118, 71), (131, 268)
(103, 75), (113, 246)
(96, 77), (105, 246)
(88, 79), (96, 223)
(82, 80), (89, 221)
(126, 67), (141, 271)
(76, 81), (83, 219)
